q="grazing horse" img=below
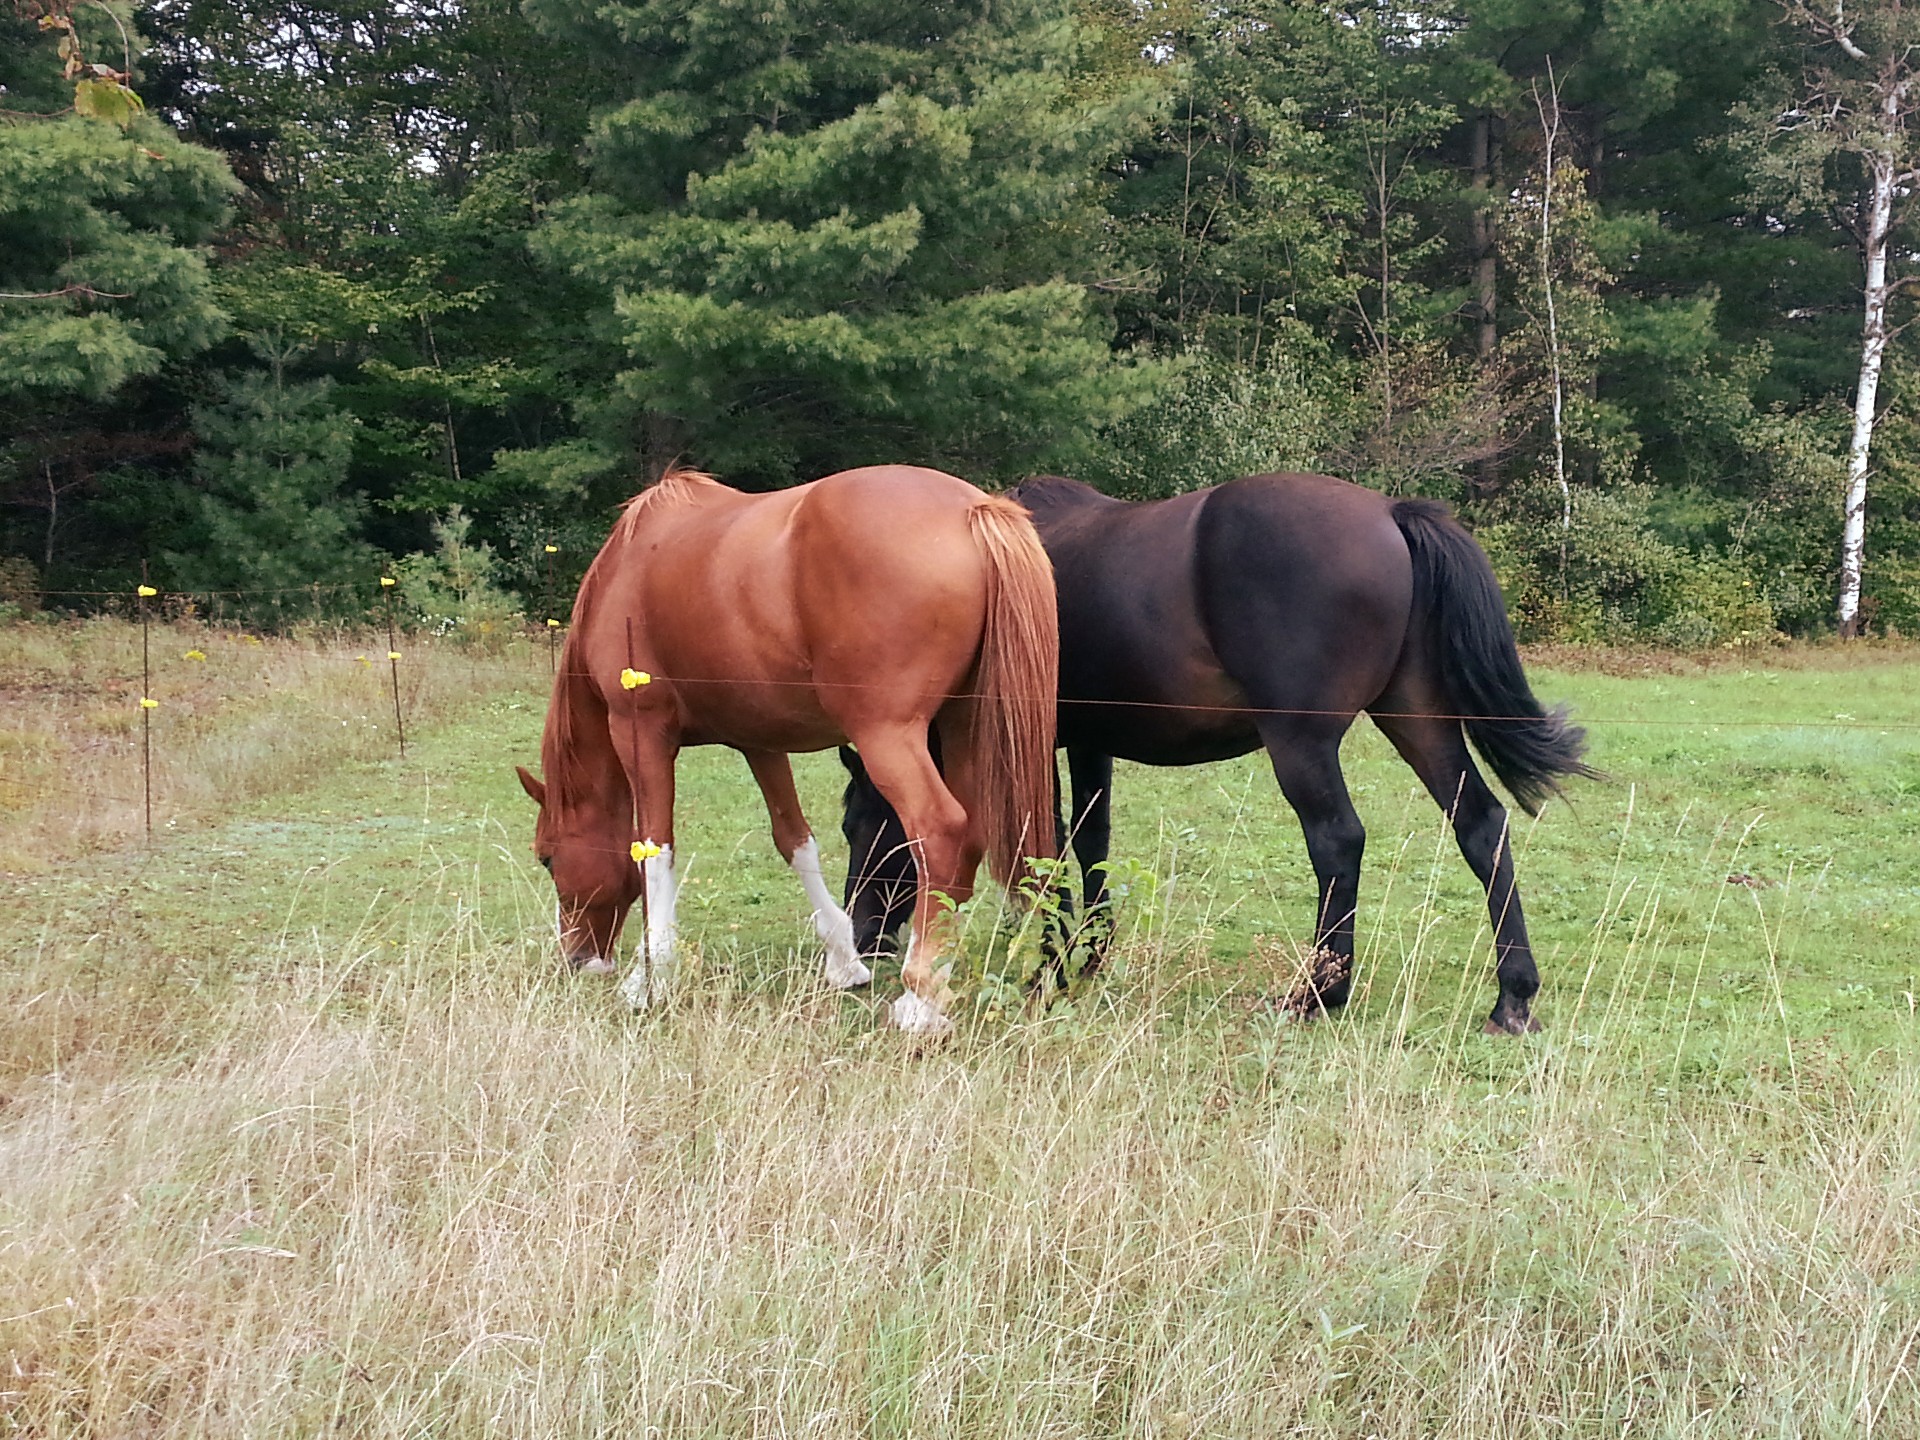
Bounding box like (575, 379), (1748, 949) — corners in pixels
(515, 465), (1058, 1036)
(840, 472), (1597, 1036)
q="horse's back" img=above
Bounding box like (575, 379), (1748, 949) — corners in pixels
(620, 464), (1014, 747)
(1033, 472), (1416, 754)
(1035, 486), (1260, 762)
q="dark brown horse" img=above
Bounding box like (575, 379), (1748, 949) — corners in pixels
(516, 465), (1058, 1036)
(840, 472), (1597, 1035)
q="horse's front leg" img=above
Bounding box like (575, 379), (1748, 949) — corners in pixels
(617, 724), (681, 1010)
(743, 749), (871, 991)
(1065, 746), (1115, 975)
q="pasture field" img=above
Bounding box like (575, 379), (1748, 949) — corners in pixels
(3, 621), (1919, 1438)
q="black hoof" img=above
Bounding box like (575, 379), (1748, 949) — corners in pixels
(1274, 948), (1352, 1019)
(1482, 1008), (1542, 1037)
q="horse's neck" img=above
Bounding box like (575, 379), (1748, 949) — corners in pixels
(547, 661), (631, 821)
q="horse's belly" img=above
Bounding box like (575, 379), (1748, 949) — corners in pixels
(681, 718), (846, 753)
(1061, 700), (1261, 766)
(666, 673), (841, 753)
(1057, 634), (1257, 764)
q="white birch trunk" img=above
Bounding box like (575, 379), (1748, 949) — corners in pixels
(1838, 146), (1895, 637)
(1534, 69), (1570, 613)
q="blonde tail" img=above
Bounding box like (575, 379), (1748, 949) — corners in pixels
(967, 497), (1059, 887)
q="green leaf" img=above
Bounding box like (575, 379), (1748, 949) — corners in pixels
(73, 77), (145, 128)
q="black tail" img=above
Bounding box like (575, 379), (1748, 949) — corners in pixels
(1391, 499), (1600, 814)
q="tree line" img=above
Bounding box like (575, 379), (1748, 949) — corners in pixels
(5, 0), (1919, 644)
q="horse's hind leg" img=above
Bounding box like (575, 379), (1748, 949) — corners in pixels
(742, 749), (871, 991)
(1256, 716), (1366, 1016)
(849, 722), (982, 1036)
(1370, 708), (1542, 1036)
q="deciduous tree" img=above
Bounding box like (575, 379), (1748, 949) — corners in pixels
(1743, 0), (1920, 635)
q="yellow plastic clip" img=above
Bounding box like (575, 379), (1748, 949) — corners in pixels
(388, 650), (401, 661)
(137, 585), (157, 597)
(546, 618), (560, 628)
(379, 576), (396, 588)
(183, 649), (206, 662)
(139, 697), (158, 709)
(631, 841), (662, 864)
(544, 544), (559, 554)
(619, 668), (651, 689)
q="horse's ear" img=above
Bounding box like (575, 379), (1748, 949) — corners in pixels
(838, 745), (866, 781)
(514, 765), (547, 806)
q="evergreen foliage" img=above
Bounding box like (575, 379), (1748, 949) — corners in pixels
(166, 364), (373, 599)
(4, 0), (1920, 639)
(0, 8), (234, 400)
(527, 0), (1168, 484)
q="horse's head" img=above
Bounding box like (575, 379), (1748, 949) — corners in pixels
(515, 764), (642, 973)
(837, 746), (918, 956)
(1006, 474), (1101, 517)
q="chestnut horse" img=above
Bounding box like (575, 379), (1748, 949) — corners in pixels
(514, 465), (1057, 1036)
(840, 472), (1598, 1036)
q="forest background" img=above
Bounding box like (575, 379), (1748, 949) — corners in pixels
(6, 0), (1920, 646)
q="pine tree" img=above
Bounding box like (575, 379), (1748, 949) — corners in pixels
(1, 2), (236, 578)
(0, 4), (235, 401)
(168, 357), (374, 600)
(528, 0), (1166, 485)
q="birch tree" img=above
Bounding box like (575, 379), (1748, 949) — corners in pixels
(1761, 0), (1920, 635)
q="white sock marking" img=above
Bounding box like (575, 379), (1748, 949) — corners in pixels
(889, 933), (953, 1036)
(791, 836), (871, 989)
(890, 989), (953, 1036)
(619, 842), (679, 1009)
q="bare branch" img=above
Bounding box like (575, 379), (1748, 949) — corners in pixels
(0, 283), (134, 301)
(1832, 3), (1870, 61)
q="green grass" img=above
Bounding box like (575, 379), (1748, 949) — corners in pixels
(3, 629), (1919, 1437)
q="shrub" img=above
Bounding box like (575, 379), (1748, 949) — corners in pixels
(1082, 346), (1345, 499)
(392, 507), (522, 650)
(1645, 550), (1779, 649)
(0, 555), (41, 617)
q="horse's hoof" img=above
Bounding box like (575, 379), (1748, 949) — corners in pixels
(1271, 947), (1351, 1020)
(576, 956), (617, 977)
(889, 990), (954, 1038)
(1482, 1011), (1542, 1037)
(824, 954), (873, 990)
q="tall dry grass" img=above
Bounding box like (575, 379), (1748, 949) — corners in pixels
(0, 618), (539, 867)
(6, 627), (1919, 1437)
(3, 855), (1915, 1437)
